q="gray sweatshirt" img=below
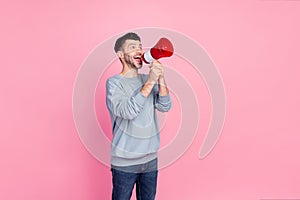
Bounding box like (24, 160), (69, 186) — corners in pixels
(106, 73), (172, 168)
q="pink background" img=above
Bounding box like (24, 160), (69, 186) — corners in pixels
(1, 0), (300, 199)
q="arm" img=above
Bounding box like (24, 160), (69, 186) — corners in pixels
(106, 79), (147, 120)
(154, 66), (172, 112)
(158, 75), (169, 96)
(140, 81), (156, 97)
(140, 60), (163, 97)
(154, 85), (172, 112)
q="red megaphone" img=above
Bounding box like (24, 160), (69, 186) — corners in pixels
(142, 38), (174, 64)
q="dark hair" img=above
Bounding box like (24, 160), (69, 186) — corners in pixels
(114, 32), (141, 53)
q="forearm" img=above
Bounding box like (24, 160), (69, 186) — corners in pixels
(154, 76), (172, 112)
(140, 80), (156, 97)
(158, 76), (169, 96)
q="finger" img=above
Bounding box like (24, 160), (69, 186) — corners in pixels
(152, 60), (162, 67)
(156, 65), (163, 71)
(152, 60), (160, 64)
(155, 67), (164, 75)
(153, 60), (161, 64)
(152, 64), (163, 72)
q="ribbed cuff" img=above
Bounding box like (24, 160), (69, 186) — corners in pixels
(158, 93), (171, 102)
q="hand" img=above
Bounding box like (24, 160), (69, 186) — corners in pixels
(148, 60), (164, 83)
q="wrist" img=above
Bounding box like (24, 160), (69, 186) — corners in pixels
(146, 79), (156, 86)
(141, 80), (156, 97)
(158, 76), (165, 84)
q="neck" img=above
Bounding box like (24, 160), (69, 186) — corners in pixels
(120, 64), (138, 78)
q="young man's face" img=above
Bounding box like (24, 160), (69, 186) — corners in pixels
(121, 39), (143, 69)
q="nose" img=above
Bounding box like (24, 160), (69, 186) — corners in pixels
(136, 48), (142, 54)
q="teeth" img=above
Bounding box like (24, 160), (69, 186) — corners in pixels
(134, 56), (141, 59)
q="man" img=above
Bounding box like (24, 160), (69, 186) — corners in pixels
(106, 32), (172, 200)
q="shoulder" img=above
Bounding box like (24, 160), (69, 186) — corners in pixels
(106, 74), (121, 84)
(106, 74), (122, 89)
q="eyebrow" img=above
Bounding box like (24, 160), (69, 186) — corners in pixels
(127, 43), (142, 47)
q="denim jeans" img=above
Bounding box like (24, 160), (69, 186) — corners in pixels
(111, 168), (158, 200)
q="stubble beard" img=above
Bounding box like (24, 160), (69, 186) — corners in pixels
(124, 55), (143, 70)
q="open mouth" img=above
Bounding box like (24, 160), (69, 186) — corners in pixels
(134, 55), (142, 63)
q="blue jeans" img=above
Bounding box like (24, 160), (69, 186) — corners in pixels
(111, 168), (158, 200)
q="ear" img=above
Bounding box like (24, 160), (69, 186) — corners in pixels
(117, 51), (124, 59)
